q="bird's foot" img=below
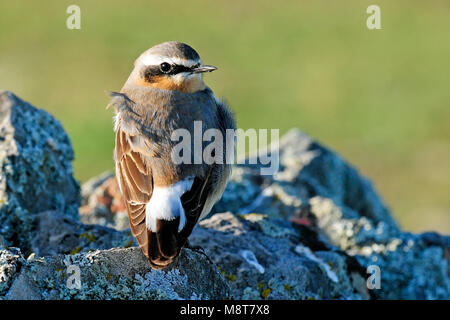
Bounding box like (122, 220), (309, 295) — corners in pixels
(184, 239), (205, 253)
(184, 240), (214, 264)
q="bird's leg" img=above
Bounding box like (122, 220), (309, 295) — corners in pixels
(184, 239), (205, 252)
(183, 240), (215, 264)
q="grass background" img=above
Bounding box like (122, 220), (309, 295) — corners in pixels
(0, 0), (448, 233)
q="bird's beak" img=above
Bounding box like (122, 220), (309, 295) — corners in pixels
(192, 65), (217, 73)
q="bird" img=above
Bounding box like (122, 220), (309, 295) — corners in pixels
(109, 41), (236, 269)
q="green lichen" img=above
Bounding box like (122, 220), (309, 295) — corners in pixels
(217, 265), (237, 282)
(124, 240), (135, 248)
(257, 281), (272, 299)
(79, 232), (96, 242)
(225, 274), (237, 282)
(261, 288), (271, 299)
(70, 247), (82, 255)
(55, 268), (66, 281)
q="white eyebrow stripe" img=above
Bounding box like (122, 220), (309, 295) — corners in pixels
(140, 54), (201, 67)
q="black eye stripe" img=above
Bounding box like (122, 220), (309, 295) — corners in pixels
(143, 63), (199, 82)
(170, 64), (194, 74)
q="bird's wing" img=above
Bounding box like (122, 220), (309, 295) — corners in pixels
(115, 126), (153, 258)
(178, 168), (215, 247)
(177, 98), (236, 247)
(116, 125), (213, 266)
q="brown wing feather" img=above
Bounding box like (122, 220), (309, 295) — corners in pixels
(115, 127), (153, 258)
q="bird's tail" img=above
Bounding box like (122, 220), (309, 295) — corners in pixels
(144, 183), (190, 268)
(146, 217), (181, 269)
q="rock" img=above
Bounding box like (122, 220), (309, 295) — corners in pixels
(0, 234), (5, 248)
(189, 212), (368, 300)
(2, 246), (231, 300)
(30, 211), (134, 257)
(0, 91), (80, 250)
(355, 231), (450, 299)
(1, 92), (448, 300)
(76, 128), (449, 300)
(214, 129), (399, 230)
(0, 247), (23, 296)
(78, 128), (449, 300)
(79, 172), (128, 230)
(198, 130), (449, 300)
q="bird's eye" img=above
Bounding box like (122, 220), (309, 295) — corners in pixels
(160, 62), (172, 73)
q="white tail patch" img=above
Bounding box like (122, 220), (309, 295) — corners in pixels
(145, 179), (193, 232)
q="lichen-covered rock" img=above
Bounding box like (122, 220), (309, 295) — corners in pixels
(0, 91), (80, 250)
(353, 232), (449, 299)
(189, 212), (369, 300)
(0, 247), (23, 296)
(79, 172), (129, 230)
(212, 129), (399, 229)
(4, 89), (445, 301)
(31, 211), (135, 257)
(78, 128), (449, 300)
(199, 130), (448, 300)
(2, 246), (231, 300)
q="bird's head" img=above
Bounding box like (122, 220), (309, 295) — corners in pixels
(130, 41), (216, 93)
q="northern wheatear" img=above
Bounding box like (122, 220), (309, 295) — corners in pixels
(110, 42), (236, 269)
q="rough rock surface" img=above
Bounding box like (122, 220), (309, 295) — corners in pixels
(2, 247), (231, 300)
(0, 92), (231, 300)
(80, 172), (129, 230)
(197, 130), (448, 300)
(190, 212), (370, 299)
(77, 130), (449, 300)
(31, 211), (134, 257)
(0, 91), (79, 250)
(0, 92), (448, 300)
(0, 210), (231, 300)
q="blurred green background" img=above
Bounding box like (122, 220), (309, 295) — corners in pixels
(0, 0), (448, 233)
